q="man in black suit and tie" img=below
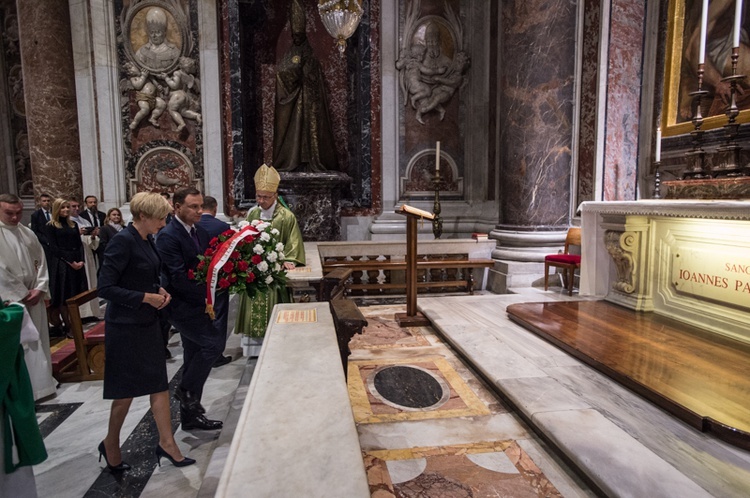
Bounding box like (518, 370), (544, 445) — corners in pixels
(197, 196), (232, 367)
(156, 187), (224, 431)
(30, 193), (52, 246)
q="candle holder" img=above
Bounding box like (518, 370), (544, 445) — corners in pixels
(718, 47), (746, 177)
(431, 171), (443, 239)
(653, 161), (662, 199)
(684, 63), (711, 179)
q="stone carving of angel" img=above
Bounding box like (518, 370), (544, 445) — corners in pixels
(160, 56), (202, 132)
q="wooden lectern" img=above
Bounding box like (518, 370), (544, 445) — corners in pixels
(395, 205), (434, 327)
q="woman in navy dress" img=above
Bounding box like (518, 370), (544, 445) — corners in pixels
(45, 198), (87, 334)
(97, 192), (194, 470)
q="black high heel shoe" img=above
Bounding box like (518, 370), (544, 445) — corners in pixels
(155, 445), (196, 467)
(98, 441), (131, 471)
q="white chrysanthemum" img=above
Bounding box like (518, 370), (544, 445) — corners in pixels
(271, 228), (280, 236)
(251, 219), (262, 226)
(253, 244), (264, 254)
(266, 251), (278, 263)
(265, 275), (274, 284)
(238, 220), (250, 229)
(278, 252), (285, 260)
(275, 242), (284, 252)
(257, 261), (269, 272)
(274, 263), (281, 272)
(260, 232), (270, 242)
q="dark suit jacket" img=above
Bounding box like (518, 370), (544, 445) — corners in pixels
(98, 225), (161, 326)
(155, 217), (209, 313)
(80, 209), (106, 227)
(30, 208), (50, 246)
(197, 214), (231, 240)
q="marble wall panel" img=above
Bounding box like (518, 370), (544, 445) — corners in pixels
(601, 0), (645, 201)
(220, 0), (243, 214)
(499, 0), (576, 229)
(17, 0), (82, 200)
(576, 0), (601, 205)
(0, 2), (32, 197)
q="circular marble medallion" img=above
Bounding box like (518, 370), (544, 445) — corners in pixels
(367, 365), (450, 411)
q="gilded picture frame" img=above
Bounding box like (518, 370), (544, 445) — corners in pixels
(662, 0), (750, 137)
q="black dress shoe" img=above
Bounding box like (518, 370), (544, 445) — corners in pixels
(212, 355), (232, 368)
(174, 387), (205, 414)
(181, 411), (223, 431)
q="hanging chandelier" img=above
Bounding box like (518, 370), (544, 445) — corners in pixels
(317, 0), (363, 55)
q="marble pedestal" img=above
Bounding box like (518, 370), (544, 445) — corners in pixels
(279, 172), (351, 241)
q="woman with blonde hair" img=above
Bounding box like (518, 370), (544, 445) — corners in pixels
(45, 197), (87, 334)
(98, 207), (125, 256)
(97, 192), (194, 471)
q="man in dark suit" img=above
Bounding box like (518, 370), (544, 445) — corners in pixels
(81, 195), (106, 268)
(30, 193), (52, 246)
(197, 196), (232, 367)
(156, 187), (224, 431)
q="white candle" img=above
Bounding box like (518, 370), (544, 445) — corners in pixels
(435, 141), (441, 172)
(655, 127), (662, 162)
(699, 0), (709, 64)
(734, 0), (744, 48)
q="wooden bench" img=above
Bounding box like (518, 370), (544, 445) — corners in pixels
(322, 257), (495, 296)
(329, 299), (367, 378)
(51, 289), (105, 383)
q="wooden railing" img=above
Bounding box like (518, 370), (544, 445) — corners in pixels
(322, 254), (495, 297)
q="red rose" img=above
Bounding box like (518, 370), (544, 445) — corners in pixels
(210, 237), (219, 247)
(222, 229), (235, 237)
(246, 273), (256, 283)
(229, 275), (237, 283)
(188, 269), (195, 279)
(231, 250), (240, 259)
(251, 254), (262, 265)
(237, 260), (249, 271)
(218, 278), (231, 289)
(223, 261), (234, 272)
(197, 261), (206, 270)
(205, 247), (215, 257)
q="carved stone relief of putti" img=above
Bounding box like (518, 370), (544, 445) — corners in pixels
(120, 2), (199, 132)
(397, 1), (470, 125)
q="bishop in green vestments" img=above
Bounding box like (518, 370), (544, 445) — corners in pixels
(235, 164), (305, 337)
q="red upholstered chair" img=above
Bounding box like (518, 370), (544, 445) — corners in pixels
(544, 227), (581, 296)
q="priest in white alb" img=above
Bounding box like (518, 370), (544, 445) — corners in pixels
(0, 193), (56, 400)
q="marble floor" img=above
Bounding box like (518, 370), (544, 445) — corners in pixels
(27, 289), (750, 497)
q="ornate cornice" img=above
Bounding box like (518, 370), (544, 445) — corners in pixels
(580, 200), (750, 221)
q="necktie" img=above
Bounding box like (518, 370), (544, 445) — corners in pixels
(190, 226), (200, 250)
(44, 211), (50, 221)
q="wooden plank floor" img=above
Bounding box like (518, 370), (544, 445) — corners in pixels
(507, 300), (750, 451)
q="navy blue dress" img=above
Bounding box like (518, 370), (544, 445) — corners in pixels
(45, 218), (87, 307)
(98, 225), (167, 399)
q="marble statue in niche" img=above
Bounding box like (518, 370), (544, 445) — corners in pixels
(273, 0), (339, 172)
(161, 56), (202, 132)
(397, 2), (470, 125)
(135, 7), (180, 72)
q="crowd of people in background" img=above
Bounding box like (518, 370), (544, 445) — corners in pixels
(1, 166), (305, 475)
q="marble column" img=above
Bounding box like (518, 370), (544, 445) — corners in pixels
(17, 0), (82, 199)
(491, 0), (577, 292)
(499, 0), (576, 230)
